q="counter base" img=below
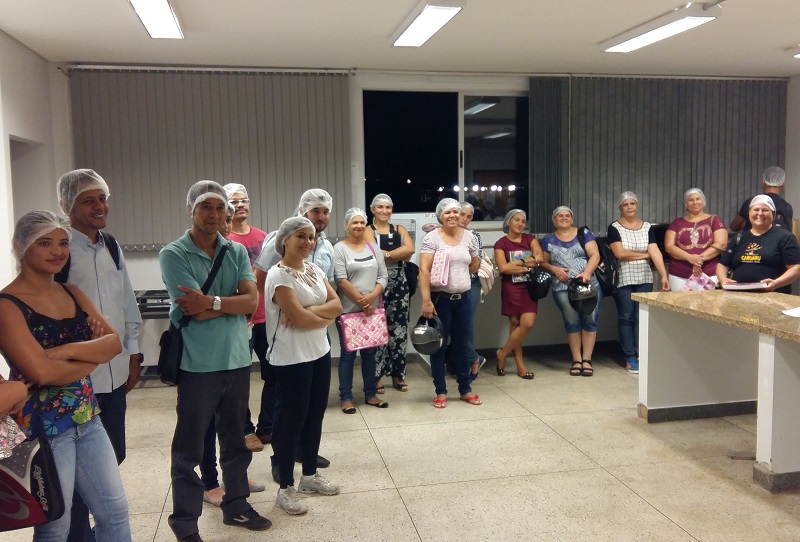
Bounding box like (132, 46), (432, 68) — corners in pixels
(753, 463), (800, 492)
(638, 401), (757, 423)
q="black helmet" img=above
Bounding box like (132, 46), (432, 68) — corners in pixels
(567, 277), (598, 316)
(526, 267), (552, 301)
(411, 316), (444, 355)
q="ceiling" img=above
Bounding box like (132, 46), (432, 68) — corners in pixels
(1, 1), (799, 78)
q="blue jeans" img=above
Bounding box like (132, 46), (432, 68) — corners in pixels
(466, 276), (481, 362)
(612, 283), (652, 362)
(200, 418), (219, 491)
(552, 288), (603, 333)
(335, 318), (378, 402)
(431, 290), (473, 396)
(35, 416), (131, 542)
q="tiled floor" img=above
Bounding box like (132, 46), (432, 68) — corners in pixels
(7, 347), (800, 541)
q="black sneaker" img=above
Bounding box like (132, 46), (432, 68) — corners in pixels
(177, 533), (203, 542)
(223, 508), (272, 531)
(295, 453), (330, 468)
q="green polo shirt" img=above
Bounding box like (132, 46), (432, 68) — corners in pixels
(159, 231), (256, 373)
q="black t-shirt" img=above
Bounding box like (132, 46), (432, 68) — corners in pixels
(719, 227), (800, 293)
(737, 193), (794, 230)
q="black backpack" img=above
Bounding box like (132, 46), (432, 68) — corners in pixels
(577, 226), (619, 296)
(54, 231), (122, 284)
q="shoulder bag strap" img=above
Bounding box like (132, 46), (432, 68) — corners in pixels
(178, 244), (229, 327)
(364, 243), (384, 306)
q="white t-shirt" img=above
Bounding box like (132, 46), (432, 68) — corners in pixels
(265, 262), (331, 366)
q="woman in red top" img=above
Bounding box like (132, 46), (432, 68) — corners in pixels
(493, 209), (542, 379)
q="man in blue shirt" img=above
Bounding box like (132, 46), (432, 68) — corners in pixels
(56, 169), (143, 542)
(160, 180), (270, 540)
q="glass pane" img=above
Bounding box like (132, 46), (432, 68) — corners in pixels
(462, 96), (529, 222)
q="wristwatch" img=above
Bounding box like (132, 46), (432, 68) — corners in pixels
(212, 295), (222, 311)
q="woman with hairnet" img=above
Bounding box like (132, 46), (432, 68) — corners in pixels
(264, 216), (343, 516)
(607, 191), (669, 374)
(493, 209), (541, 379)
(419, 198), (481, 408)
(0, 210), (130, 539)
(664, 188), (728, 291)
(333, 208), (389, 413)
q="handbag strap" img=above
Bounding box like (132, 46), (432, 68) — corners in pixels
(364, 242), (384, 306)
(177, 244), (229, 327)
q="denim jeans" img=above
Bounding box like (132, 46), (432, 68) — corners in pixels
(245, 322), (275, 436)
(466, 276), (481, 362)
(272, 352), (331, 488)
(335, 317), (378, 402)
(612, 283), (652, 362)
(200, 417), (219, 491)
(35, 416), (131, 542)
(430, 290), (473, 396)
(552, 288), (603, 333)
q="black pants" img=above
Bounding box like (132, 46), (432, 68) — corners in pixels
(168, 367), (252, 539)
(245, 322), (276, 435)
(272, 352), (331, 488)
(66, 383), (127, 542)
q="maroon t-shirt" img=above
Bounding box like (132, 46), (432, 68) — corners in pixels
(666, 215), (725, 278)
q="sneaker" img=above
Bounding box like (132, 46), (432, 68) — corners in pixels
(177, 533), (203, 542)
(276, 487), (308, 515)
(626, 359), (639, 374)
(245, 433), (264, 452)
(297, 472), (340, 496)
(295, 453), (331, 468)
(248, 479), (266, 493)
(222, 508), (272, 531)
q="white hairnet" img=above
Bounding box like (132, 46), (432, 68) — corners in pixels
(763, 166), (786, 187)
(435, 198), (461, 224)
(552, 205), (573, 218)
(12, 210), (71, 261)
(460, 202), (475, 214)
(56, 169), (110, 215)
(344, 207), (367, 227)
(683, 188), (706, 207)
(275, 216), (315, 256)
(370, 193), (393, 208)
(502, 209), (526, 234)
(750, 194), (776, 213)
(223, 183), (248, 199)
(187, 180), (227, 215)
(618, 191), (638, 207)
(226, 201), (235, 216)
(297, 189), (333, 216)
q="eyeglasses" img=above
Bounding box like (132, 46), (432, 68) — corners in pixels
(229, 198), (250, 205)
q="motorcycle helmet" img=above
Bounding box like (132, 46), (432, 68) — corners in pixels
(567, 277), (598, 316)
(526, 267), (552, 301)
(411, 316), (444, 355)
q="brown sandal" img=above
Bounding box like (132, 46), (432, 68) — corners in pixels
(570, 361), (582, 376)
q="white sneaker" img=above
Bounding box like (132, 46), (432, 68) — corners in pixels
(297, 472), (340, 496)
(276, 487), (308, 515)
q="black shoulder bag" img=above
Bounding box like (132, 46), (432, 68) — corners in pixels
(157, 245), (228, 386)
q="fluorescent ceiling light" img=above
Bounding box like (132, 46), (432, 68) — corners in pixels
(464, 97), (499, 115)
(601, 3), (721, 53)
(793, 47), (800, 59)
(483, 129), (512, 140)
(393, 1), (464, 47)
(129, 0), (184, 39)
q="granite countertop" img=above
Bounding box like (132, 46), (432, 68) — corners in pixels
(632, 290), (800, 344)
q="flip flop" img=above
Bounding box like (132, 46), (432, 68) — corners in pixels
(460, 394), (482, 405)
(432, 396), (447, 409)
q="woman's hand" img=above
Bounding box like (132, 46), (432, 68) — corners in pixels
(575, 270), (592, 284)
(88, 317), (107, 339)
(363, 305), (374, 317)
(421, 299), (436, 319)
(552, 266), (570, 283)
(280, 314), (296, 329)
(660, 277), (671, 291)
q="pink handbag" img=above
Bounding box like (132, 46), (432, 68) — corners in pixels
(338, 307), (389, 352)
(430, 248), (450, 288)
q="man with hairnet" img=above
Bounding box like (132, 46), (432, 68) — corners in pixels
(730, 166), (794, 231)
(222, 183), (271, 454)
(253, 188), (335, 480)
(160, 180), (271, 539)
(55, 169), (143, 542)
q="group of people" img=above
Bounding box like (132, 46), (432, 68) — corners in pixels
(1, 165), (799, 541)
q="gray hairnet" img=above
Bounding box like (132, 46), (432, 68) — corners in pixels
(223, 183), (248, 199)
(435, 198), (461, 224)
(344, 207), (367, 227)
(763, 166), (786, 187)
(502, 209), (526, 234)
(683, 188), (706, 207)
(275, 216), (315, 256)
(460, 202), (475, 214)
(552, 205), (573, 218)
(749, 194), (776, 213)
(56, 169), (110, 215)
(12, 210), (71, 261)
(187, 180), (227, 215)
(618, 191), (639, 207)
(370, 193), (393, 208)
(297, 189), (333, 216)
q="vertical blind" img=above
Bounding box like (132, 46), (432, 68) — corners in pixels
(529, 76), (786, 234)
(70, 70), (351, 248)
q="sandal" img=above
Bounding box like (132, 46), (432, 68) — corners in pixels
(495, 349), (505, 376)
(375, 380), (386, 394)
(341, 403), (357, 414)
(392, 378), (409, 392)
(570, 361), (582, 376)
(460, 393), (482, 405)
(366, 399), (389, 408)
(517, 372), (534, 380)
(432, 396), (447, 409)
(470, 356), (486, 381)
(581, 360), (594, 377)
